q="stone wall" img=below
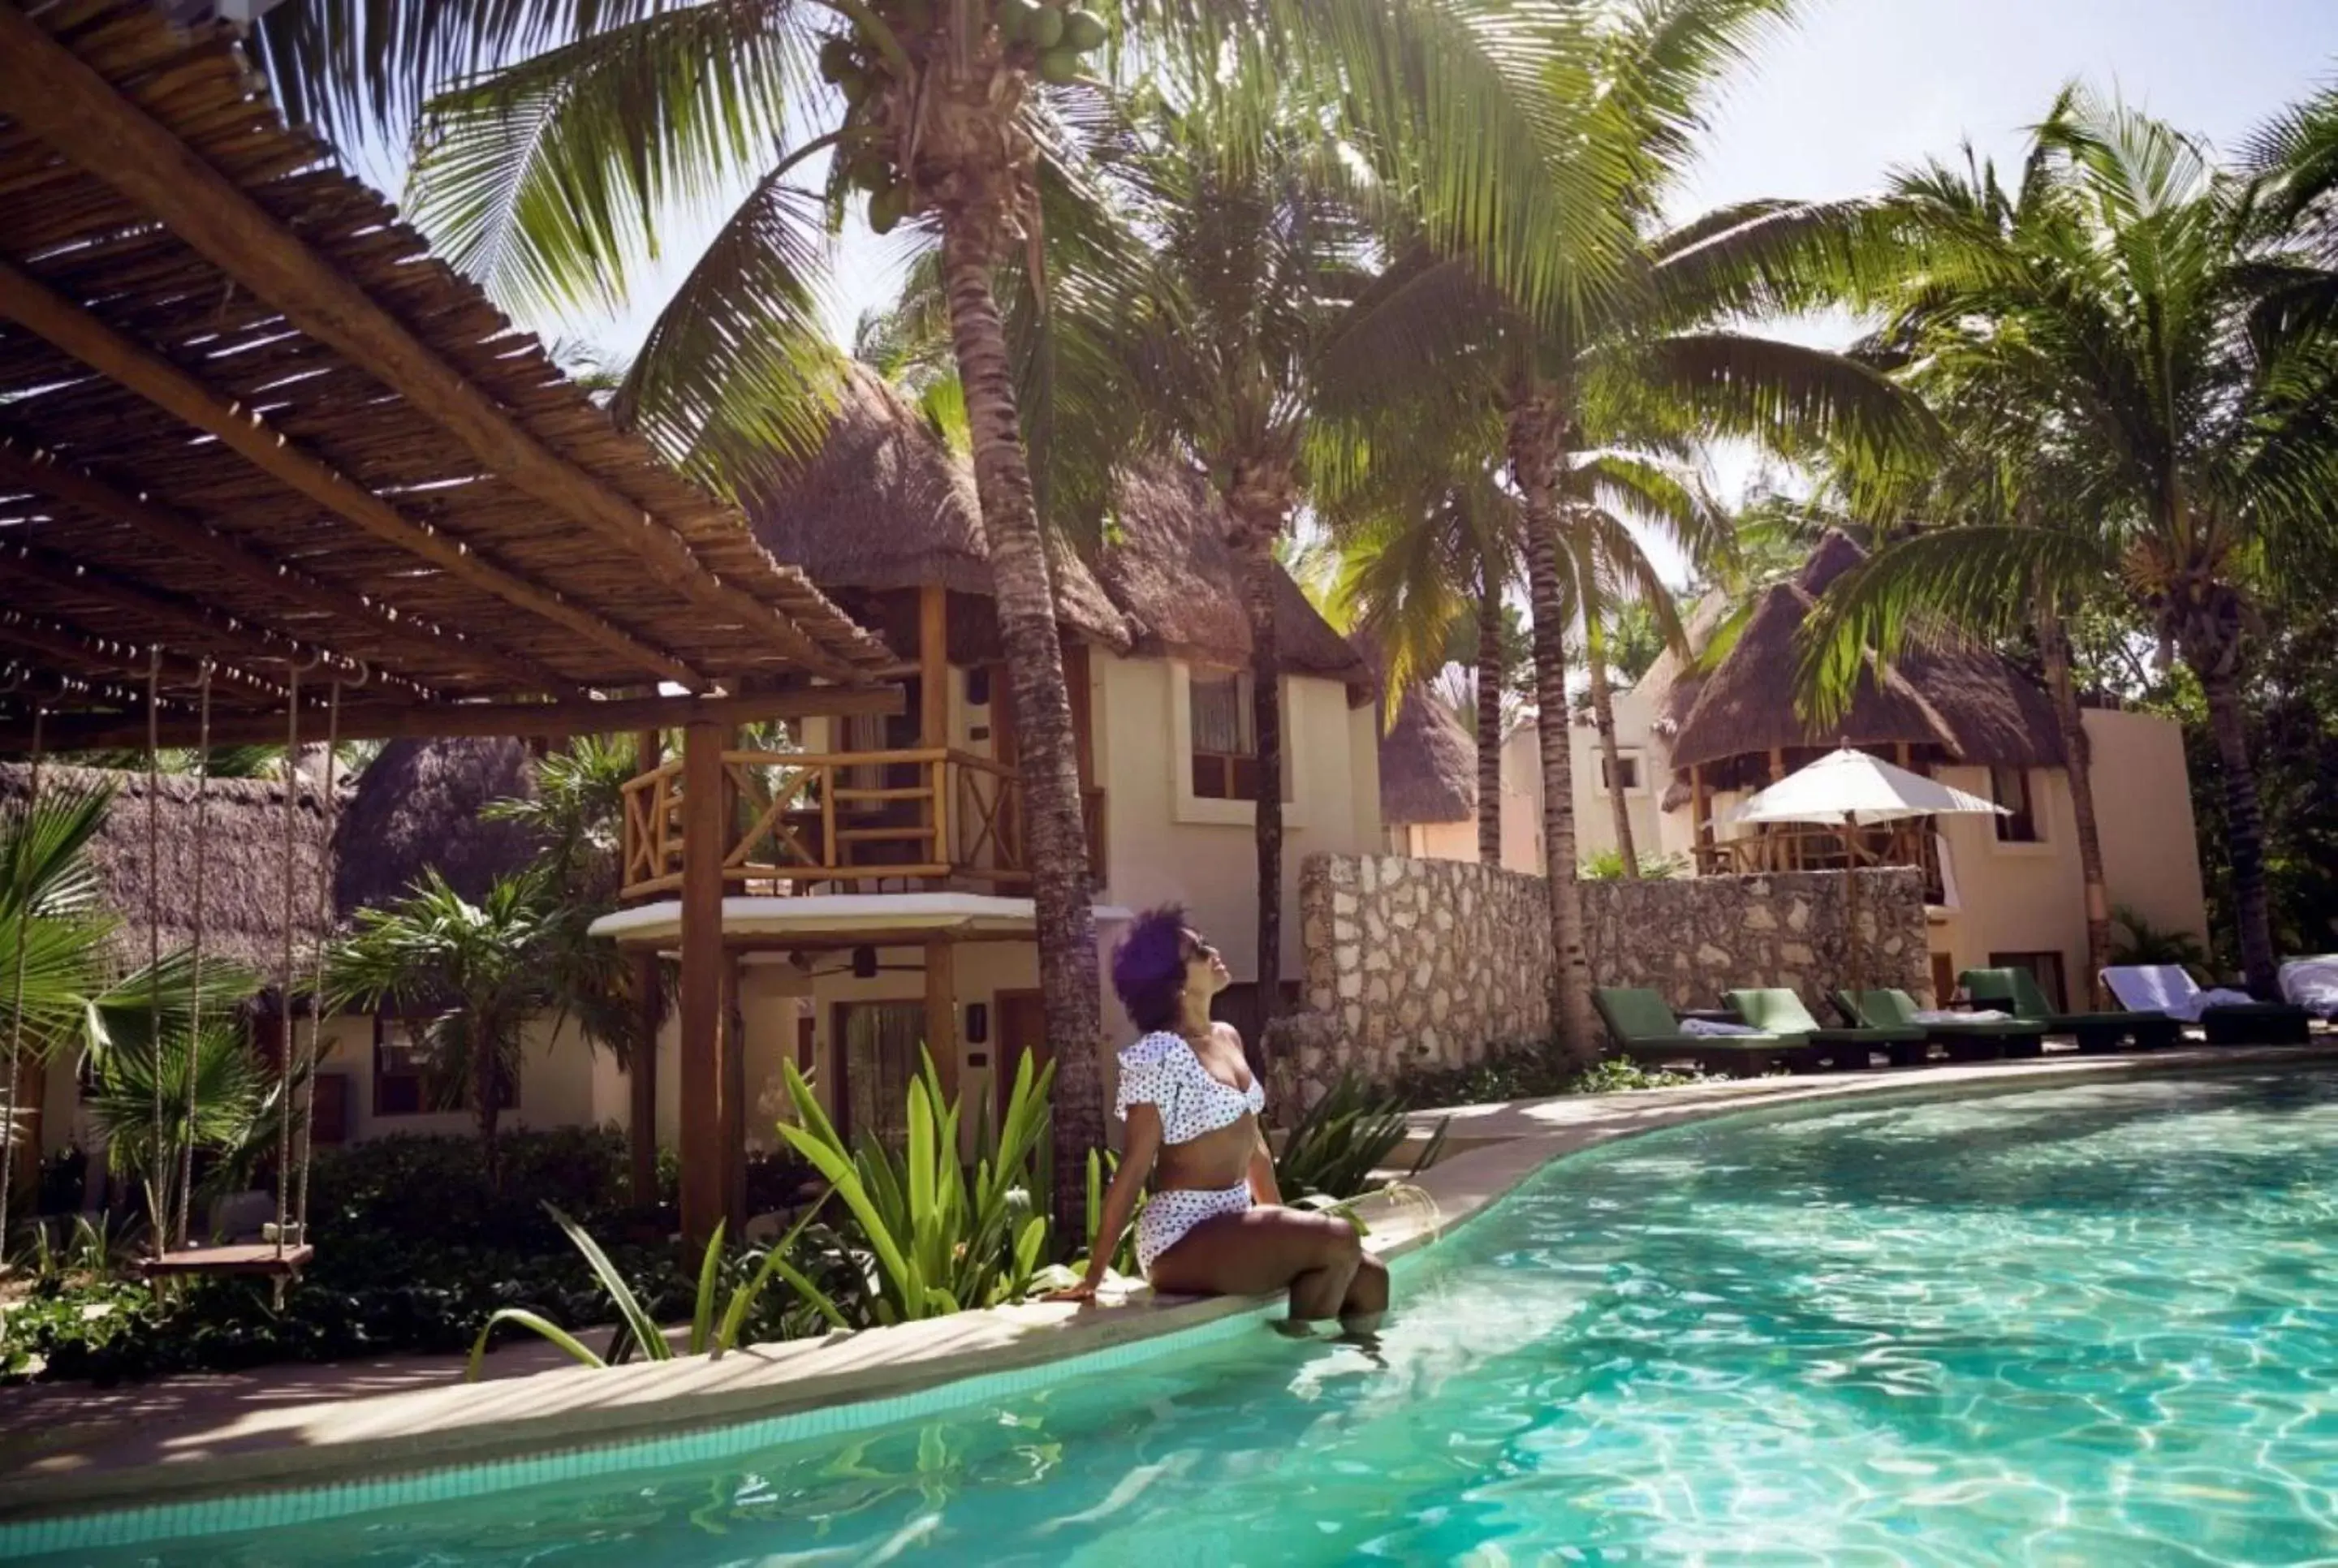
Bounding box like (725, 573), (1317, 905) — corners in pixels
(1271, 855), (1927, 1105)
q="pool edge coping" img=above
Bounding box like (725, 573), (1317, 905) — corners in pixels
(3, 1040), (2333, 1533)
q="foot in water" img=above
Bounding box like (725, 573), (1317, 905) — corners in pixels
(1270, 1318), (1321, 1340)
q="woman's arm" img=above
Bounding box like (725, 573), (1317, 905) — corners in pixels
(1053, 1105), (1161, 1300)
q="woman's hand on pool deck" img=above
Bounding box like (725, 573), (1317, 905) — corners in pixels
(1045, 1274), (1102, 1303)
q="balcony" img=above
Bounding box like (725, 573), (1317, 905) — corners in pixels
(1693, 821), (1946, 903)
(619, 748), (1103, 902)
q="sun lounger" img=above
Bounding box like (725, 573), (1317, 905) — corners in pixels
(1593, 987), (1802, 1078)
(2101, 965), (2312, 1046)
(1833, 988), (2047, 1062)
(1958, 967), (2176, 1053)
(1725, 987), (1922, 1070)
(2278, 955), (2338, 1022)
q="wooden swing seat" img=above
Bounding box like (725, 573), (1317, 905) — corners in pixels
(143, 1243), (314, 1279)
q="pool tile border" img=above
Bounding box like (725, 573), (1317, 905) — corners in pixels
(2, 1040), (2332, 1549)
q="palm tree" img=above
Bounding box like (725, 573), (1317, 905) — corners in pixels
(1055, 93), (1384, 1023)
(1797, 89), (2338, 993)
(254, 0), (1635, 1226)
(1322, 0), (1921, 1058)
(2, 782), (260, 1241)
(330, 870), (564, 1187)
(1332, 471), (1522, 866)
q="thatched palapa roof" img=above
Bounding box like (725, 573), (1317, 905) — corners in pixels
(1378, 690), (1477, 825)
(745, 368), (1132, 651)
(332, 739), (541, 917)
(1100, 463), (1374, 693)
(0, 761), (333, 978)
(1667, 532), (2066, 785)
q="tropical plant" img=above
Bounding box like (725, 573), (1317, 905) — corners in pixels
(2109, 906), (2212, 976)
(771, 1048), (1055, 1325)
(1273, 1070), (1448, 1202)
(328, 870), (565, 1187)
(2, 782), (261, 1244)
(1796, 88), (2338, 994)
(1581, 847), (1687, 881)
(252, 0), (1607, 1243)
(483, 736), (662, 1203)
(465, 1200), (833, 1376)
(83, 1022), (287, 1235)
(1321, 0), (1922, 1058)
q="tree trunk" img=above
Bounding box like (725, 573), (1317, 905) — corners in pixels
(477, 1027), (502, 1191)
(938, 222), (1103, 1239)
(628, 730), (661, 1210)
(1237, 535), (1286, 1032)
(1508, 391), (1598, 1062)
(2198, 661), (2278, 994)
(2036, 595), (2112, 1006)
(1476, 557), (1505, 867)
(1585, 612), (1638, 879)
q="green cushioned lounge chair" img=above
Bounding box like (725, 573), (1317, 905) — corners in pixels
(1593, 987), (1802, 1078)
(1958, 967), (2176, 1053)
(1833, 988), (2048, 1062)
(1726, 988), (1924, 1070)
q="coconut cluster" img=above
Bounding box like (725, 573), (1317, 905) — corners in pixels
(819, 1), (1110, 234)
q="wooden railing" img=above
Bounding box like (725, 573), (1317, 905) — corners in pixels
(620, 748), (1106, 901)
(1693, 822), (1946, 902)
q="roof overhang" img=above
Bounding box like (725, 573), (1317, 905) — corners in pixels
(589, 894), (1136, 952)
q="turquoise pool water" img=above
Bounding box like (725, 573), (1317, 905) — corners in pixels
(17, 1069), (2338, 1565)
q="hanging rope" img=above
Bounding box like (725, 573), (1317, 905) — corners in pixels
(145, 652), (163, 1262)
(171, 663), (212, 1253)
(1, 702), (45, 1254)
(294, 674), (348, 1242)
(273, 661), (302, 1259)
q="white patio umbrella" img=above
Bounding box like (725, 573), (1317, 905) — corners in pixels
(1731, 747), (2004, 995)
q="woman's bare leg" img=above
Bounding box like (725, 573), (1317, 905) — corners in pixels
(1147, 1207), (1365, 1321)
(1339, 1252), (1390, 1337)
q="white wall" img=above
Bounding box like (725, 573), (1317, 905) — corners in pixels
(1091, 652), (1381, 988)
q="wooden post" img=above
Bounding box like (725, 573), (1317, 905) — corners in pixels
(678, 721), (727, 1249)
(925, 940), (959, 1109)
(628, 728), (661, 1211)
(920, 585), (949, 873)
(723, 954), (747, 1235)
(1689, 763), (1710, 862)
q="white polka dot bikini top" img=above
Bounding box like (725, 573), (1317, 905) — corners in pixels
(1115, 1030), (1266, 1145)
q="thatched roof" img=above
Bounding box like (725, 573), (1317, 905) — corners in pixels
(744, 367), (1132, 651)
(1633, 588), (1733, 736)
(0, 762), (333, 978)
(0, 0), (889, 745)
(1378, 690), (1476, 825)
(332, 739), (541, 917)
(1667, 532), (2066, 781)
(1099, 463), (1374, 692)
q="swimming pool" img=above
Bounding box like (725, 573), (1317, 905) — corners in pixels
(14, 1068), (2338, 1564)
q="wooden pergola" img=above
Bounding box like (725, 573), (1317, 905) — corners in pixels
(0, 0), (902, 1247)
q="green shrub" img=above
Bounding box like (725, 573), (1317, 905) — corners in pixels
(1275, 1072), (1447, 1200)
(1394, 1048), (1702, 1109)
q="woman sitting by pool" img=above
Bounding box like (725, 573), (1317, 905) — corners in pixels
(1052, 905), (1389, 1336)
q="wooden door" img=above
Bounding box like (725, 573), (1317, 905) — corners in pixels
(994, 990), (1050, 1124)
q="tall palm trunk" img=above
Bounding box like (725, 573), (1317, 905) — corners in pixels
(1475, 561), (1505, 867)
(1235, 531), (1285, 1034)
(1578, 554), (1638, 879)
(938, 222), (1104, 1227)
(2035, 594), (2111, 1006)
(1508, 390), (1597, 1061)
(474, 1023), (503, 1191)
(2196, 660), (2277, 994)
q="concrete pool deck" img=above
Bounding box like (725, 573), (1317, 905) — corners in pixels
(2, 1040), (2332, 1524)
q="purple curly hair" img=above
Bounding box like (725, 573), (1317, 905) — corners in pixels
(1112, 904), (1191, 1033)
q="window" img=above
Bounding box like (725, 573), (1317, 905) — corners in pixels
(1991, 765), (2039, 842)
(1189, 670), (1257, 800)
(1598, 752), (1642, 793)
(372, 1014), (506, 1118)
(1989, 950), (2068, 1012)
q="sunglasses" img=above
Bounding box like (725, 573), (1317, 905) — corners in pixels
(1180, 935), (1219, 963)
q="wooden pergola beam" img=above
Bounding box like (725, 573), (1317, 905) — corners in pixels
(0, 6), (856, 684)
(0, 434), (577, 698)
(0, 683), (904, 752)
(0, 544), (317, 697)
(0, 254), (705, 691)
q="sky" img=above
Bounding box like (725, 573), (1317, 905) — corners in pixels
(490, 0), (2338, 579)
